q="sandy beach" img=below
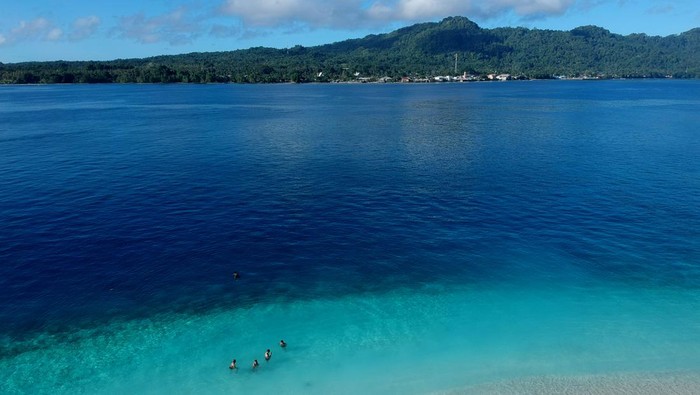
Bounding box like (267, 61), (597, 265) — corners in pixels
(439, 371), (700, 395)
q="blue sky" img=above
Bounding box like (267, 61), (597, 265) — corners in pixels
(1, 0), (698, 63)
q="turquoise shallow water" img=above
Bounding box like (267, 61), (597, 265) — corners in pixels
(3, 279), (700, 394)
(1, 81), (699, 393)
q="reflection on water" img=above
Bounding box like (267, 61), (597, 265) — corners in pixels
(1, 81), (699, 393)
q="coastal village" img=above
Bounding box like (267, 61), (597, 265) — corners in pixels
(334, 72), (608, 83)
(351, 72), (519, 83)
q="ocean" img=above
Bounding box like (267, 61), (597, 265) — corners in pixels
(1, 80), (699, 394)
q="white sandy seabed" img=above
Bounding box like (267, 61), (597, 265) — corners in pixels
(441, 372), (700, 395)
(2, 281), (700, 394)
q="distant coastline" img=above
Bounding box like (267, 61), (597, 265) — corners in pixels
(2, 16), (699, 84)
(0, 75), (684, 85)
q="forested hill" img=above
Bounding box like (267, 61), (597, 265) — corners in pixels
(2, 16), (700, 83)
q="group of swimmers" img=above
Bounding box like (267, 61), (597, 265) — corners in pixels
(229, 340), (287, 371)
(229, 271), (288, 371)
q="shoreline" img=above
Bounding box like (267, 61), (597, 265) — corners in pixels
(0, 76), (692, 86)
(438, 371), (700, 395)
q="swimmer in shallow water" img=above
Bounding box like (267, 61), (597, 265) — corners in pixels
(279, 340), (287, 348)
(264, 349), (271, 361)
(252, 359), (259, 369)
(229, 359), (237, 369)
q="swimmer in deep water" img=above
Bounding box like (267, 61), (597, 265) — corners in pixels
(229, 359), (237, 369)
(233, 272), (240, 280)
(279, 340), (286, 348)
(264, 349), (271, 361)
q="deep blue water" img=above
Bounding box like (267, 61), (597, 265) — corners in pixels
(1, 80), (699, 352)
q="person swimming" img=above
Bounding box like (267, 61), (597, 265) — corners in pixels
(252, 359), (259, 369)
(229, 359), (237, 369)
(233, 272), (240, 280)
(264, 349), (271, 361)
(279, 340), (286, 348)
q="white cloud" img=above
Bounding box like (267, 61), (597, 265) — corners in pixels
(218, 0), (578, 29)
(369, 0), (575, 21)
(512, 0), (574, 16)
(70, 15), (101, 40)
(372, 0), (461, 20)
(0, 17), (64, 46)
(114, 7), (204, 45)
(218, 0), (368, 28)
(47, 28), (63, 41)
(0, 15), (101, 46)
(12, 18), (51, 38)
(0, 0), (601, 49)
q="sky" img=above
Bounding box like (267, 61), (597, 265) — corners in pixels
(1, 0), (698, 63)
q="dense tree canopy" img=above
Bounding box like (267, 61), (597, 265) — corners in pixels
(2, 16), (699, 84)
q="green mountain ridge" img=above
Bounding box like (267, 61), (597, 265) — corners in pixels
(2, 16), (700, 83)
